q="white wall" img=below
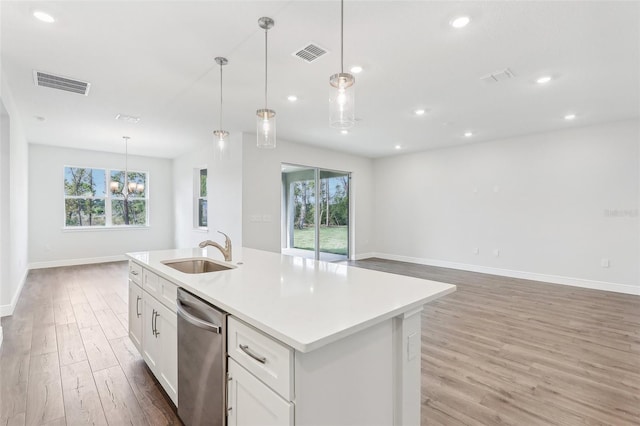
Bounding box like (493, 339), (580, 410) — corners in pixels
(373, 119), (640, 294)
(0, 72), (30, 318)
(242, 133), (375, 258)
(28, 144), (174, 266)
(173, 133), (242, 259)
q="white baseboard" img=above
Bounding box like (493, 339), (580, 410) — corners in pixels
(368, 252), (640, 296)
(29, 254), (127, 270)
(353, 252), (376, 261)
(0, 268), (29, 317)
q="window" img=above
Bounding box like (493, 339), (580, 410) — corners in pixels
(196, 168), (207, 228)
(64, 166), (148, 228)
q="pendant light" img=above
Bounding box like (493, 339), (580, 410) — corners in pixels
(329, 0), (355, 129)
(213, 56), (230, 159)
(111, 136), (143, 196)
(256, 17), (276, 149)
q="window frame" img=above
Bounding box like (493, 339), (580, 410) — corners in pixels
(194, 167), (208, 230)
(62, 165), (150, 230)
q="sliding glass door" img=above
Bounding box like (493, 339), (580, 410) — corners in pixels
(281, 164), (350, 261)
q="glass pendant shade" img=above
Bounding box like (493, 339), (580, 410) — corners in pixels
(214, 129), (230, 160)
(109, 181), (120, 193)
(329, 72), (355, 129)
(256, 108), (276, 149)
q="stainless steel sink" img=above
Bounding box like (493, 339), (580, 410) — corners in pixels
(161, 258), (235, 274)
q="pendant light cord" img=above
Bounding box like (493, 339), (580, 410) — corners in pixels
(341, 0), (344, 74)
(124, 137), (129, 196)
(219, 62), (223, 128)
(264, 28), (268, 109)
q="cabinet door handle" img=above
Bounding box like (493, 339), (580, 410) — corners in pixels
(130, 270), (139, 276)
(136, 296), (141, 318)
(154, 311), (160, 338)
(226, 373), (233, 416)
(239, 344), (266, 364)
(151, 309), (156, 334)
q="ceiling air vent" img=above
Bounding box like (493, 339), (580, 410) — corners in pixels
(33, 70), (91, 95)
(293, 43), (328, 63)
(480, 68), (515, 84)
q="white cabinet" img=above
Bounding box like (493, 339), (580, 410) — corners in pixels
(129, 261), (178, 406)
(155, 299), (178, 401)
(128, 280), (143, 352)
(141, 287), (178, 405)
(227, 358), (293, 426)
(141, 293), (161, 373)
(227, 317), (294, 425)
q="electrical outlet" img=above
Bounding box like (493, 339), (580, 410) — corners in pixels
(601, 258), (610, 268)
(493, 249), (500, 257)
(473, 247), (479, 255)
(262, 215), (272, 222)
(250, 215), (262, 222)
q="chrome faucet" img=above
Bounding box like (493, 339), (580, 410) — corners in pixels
(199, 231), (232, 262)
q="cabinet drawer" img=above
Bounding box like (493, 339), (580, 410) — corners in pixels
(143, 268), (160, 296)
(129, 261), (143, 284)
(159, 278), (177, 313)
(228, 317), (293, 401)
(143, 269), (177, 312)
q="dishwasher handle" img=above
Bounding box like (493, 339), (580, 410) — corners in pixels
(177, 299), (222, 334)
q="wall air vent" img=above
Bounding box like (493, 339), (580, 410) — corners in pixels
(33, 70), (91, 95)
(293, 43), (328, 63)
(480, 68), (516, 84)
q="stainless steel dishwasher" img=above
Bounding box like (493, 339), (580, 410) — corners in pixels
(177, 288), (227, 426)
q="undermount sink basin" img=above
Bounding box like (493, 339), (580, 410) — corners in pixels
(161, 258), (235, 274)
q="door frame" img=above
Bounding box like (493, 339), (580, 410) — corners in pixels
(281, 163), (352, 261)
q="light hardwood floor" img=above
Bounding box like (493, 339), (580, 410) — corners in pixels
(2, 260), (639, 425)
(347, 258), (640, 426)
(0, 262), (181, 426)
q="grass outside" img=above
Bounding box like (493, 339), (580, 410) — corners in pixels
(293, 226), (348, 255)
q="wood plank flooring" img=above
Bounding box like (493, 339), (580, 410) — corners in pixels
(347, 258), (640, 426)
(2, 260), (639, 425)
(0, 262), (181, 426)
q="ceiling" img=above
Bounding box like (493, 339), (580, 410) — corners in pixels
(1, 1), (638, 159)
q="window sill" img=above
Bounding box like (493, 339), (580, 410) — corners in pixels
(62, 226), (150, 232)
(193, 227), (209, 233)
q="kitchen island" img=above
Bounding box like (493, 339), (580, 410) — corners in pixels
(127, 247), (455, 426)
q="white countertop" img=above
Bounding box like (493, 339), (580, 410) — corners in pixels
(126, 247), (456, 353)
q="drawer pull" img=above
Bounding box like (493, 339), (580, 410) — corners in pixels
(239, 344), (266, 364)
(130, 270), (139, 276)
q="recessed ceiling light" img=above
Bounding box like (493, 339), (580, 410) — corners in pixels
(464, 131), (473, 137)
(341, 130), (349, 135)
(564, 113), (576, 120)
(287, 95), (298, 102)
(394, 145), (402, 150)
(414, 109), (426, 116)
(33, 10), (55, 23)
(536, 75), (552, 84)
(350, 66), (363, 74)
(450, 16), (470, 28)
